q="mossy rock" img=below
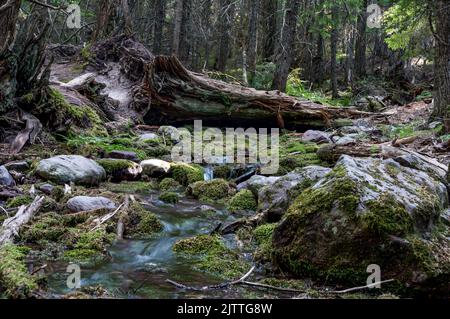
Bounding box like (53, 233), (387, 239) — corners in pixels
(227, 190), (257, 212)
(122, 202), (163, 238)
(0, 244), (38, 298)
(253, 223), (277, 261)
(213, 165), (232, 179)
(173, 235), (251, 280)
(159, 191), (179, 204)
(159, 178), (181, 192)
(170, 163), (204, 186)
(102, 181), (157, 194)
(272, 155), (450, 296)
(189, 179), (233, 202)
(63, 228), (115, 263)
(96, 159), (136, 175)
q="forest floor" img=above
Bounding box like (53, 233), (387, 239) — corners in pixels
(0, 45), (449, 299)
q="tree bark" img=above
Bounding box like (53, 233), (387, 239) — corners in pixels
(121, 0), (133, 36)
(354, 0), (368, 78)
(91, 0), (113, 42)
(430, 0), (450, 133)
(172, 0), (184, 56)
(246, 0), (259, 85)
(330, 3), (339, 98)
(261, 0), (278, 62)
(153, 0), (166, 55)
(139, 55), (374, 129)
(216, 0), (235, 72)
(272, 0), (301, 92)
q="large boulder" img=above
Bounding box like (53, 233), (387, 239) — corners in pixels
(258, 166), (331, 221)
(273, 155), (450, 295)
(0, 166), (15, 187)
(66, 196), (117, 213)
(35, 155), (106, 185)
(96, 159), (142, 182)
(237, 175), (280, 196)
(140, 159), (171, 177)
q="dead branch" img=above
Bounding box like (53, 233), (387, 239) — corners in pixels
(240, 281), (305, 293)
(10, 111), (43, 154)
(90, 196), (129, 231)
(166, 266), (256, 291)
(0, 196), (45, 245)
(327, 279), (395, 294)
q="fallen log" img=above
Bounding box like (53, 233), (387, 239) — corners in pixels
(141, 56), (377, 129)
(0, 196), (45, 245)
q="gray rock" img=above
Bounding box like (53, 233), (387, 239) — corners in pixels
(108, 150), (139, 162)
(35, 155), (106, 185)
(273, 155), (450, 293)
(0, 166), (15, 187)
(4, 161), (29, 172)
(429, 121), (442, 130)
(442, 209), (450, 226)
(302, 130), (331, 144)
(158, 126), (181, 144)
(140, 159), (171, 177)
(237, 175), (280, 196)
(66, 196), (117, 213)
(139, 133), (160, 143)
(258, 166), (331, 221)
(39, 183), (54, 195)
(334, 135), (357, 146)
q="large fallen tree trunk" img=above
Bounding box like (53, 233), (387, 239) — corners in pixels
(141, 56), (377, 129)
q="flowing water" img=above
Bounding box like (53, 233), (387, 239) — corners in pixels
(43, 193), (284, 299)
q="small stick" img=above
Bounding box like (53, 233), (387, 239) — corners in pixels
(328, 279), (395, 294)
(31, 264), (48, 275)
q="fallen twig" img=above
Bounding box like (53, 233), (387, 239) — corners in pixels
(31, 264), (47, 275)
(0, 205), (9, 217)
(240, 281), (305, 293)
(166, 266), (256, 291)
(91, 198), (128, 231)
(327, 279), (395, 294)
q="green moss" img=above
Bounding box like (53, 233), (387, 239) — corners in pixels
(227, 190), (257, 212)
(63, 228), (114, 262)
(102, 181), (157, 193)
(253, 223), (277, 246)
(136, 212), (164, 235)
(159, 178), (181, 192)
(0, 244), (37, 298)
(171, 163), (204, 186)
(213, 165), (231, 179)
(21, 213), (66, 243)
(189, 179), (231, 202)
(159, 192), (179, 204)
(96, 159), (135, 175)
(6, 195), (33, 208)
(173, 235), (225, 255)
(173, 235), (251, 279)
(123, 202), (163, 238)
(259, 277), (306, 290)
(362, 194), (414, 236)
(48, 88), (107, 136)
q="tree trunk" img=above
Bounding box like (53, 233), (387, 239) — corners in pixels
(430, 0), (450, 133)
(354, 0), (367, 78)
(330, 3), (339, 98)
(216, 0), (235, 72)
(344, 27), (354, 86)
(261, 0), (277, 62)
(139, 55), (373, 129)
(121, 0), (133, 36)
(246, 0), (259, 85)
(153, 0), (166, 54)
(179, 0), (192, 65)
(92, 0), (113, 42)
(272, 0), (301, 92)
(172, 0), (184, 56)
(0, 0), (21, 112)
